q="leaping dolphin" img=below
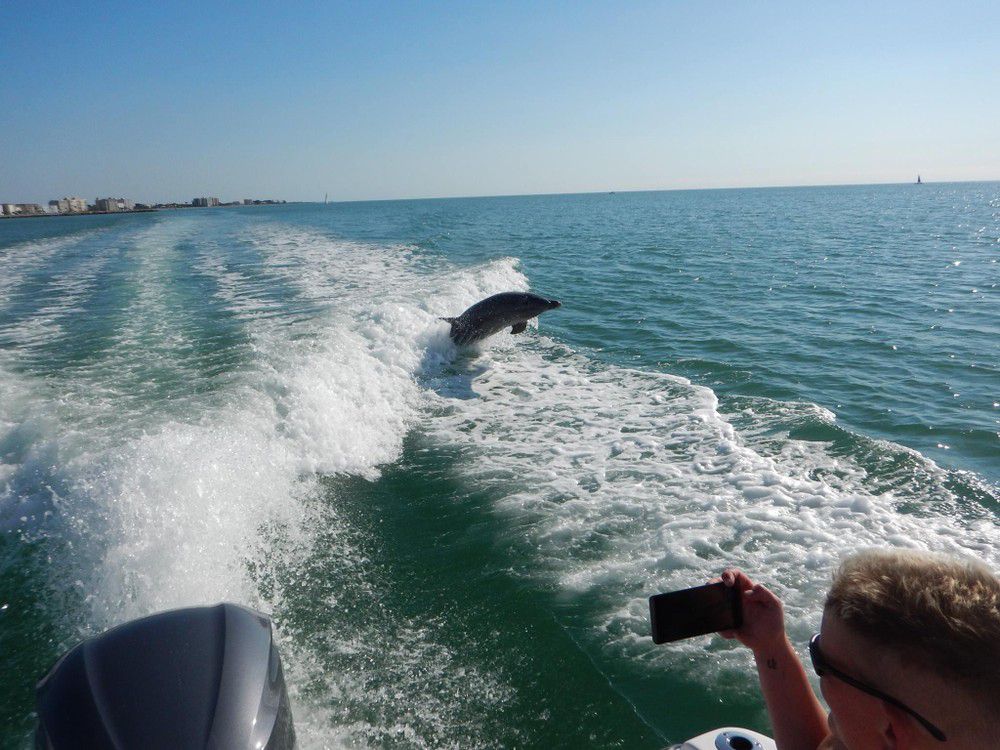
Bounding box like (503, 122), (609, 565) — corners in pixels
(441, 292), (561, 346)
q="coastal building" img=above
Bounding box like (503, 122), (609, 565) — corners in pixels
(49, 196), (88, 213)
(94, 197), (135, 212)
(193, 197), (220, 207)
(3, 203), (45, 216)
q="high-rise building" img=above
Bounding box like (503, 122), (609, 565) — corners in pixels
(48, 196), (88, 213)
(193, 197), (221, 207)
(94, 197), (134, 212)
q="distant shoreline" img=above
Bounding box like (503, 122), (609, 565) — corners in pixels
(0, 204), (289, 219)
(1, 208), (157, 219)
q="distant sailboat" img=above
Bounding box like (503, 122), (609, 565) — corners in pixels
(324, 192), (328, 204)
(916, 175), (922, 184)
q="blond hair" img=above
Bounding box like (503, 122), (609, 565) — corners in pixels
(825, 548), (1000, 698)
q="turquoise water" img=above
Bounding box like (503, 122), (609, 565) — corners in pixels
(1, 184), (997, 748)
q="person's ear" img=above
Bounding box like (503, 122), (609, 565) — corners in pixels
(881, 702), (920, 749)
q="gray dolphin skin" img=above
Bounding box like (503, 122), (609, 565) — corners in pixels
(441, 292), (561, 346)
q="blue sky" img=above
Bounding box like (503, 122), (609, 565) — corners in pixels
(2, 1), (998, 203)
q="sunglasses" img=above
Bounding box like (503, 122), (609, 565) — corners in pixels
(809, 633), (946, 742)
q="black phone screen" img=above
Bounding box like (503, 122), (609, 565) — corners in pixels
(649, 581), (743, 644)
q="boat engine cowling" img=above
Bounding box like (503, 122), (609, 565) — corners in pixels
(35, 603), (295, 750)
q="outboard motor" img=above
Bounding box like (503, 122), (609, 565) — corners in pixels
(35, 603), (295, 749)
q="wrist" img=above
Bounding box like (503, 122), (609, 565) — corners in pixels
(750, 633), (793, 662)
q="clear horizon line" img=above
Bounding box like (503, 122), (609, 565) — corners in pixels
(318, 177), (999, 205)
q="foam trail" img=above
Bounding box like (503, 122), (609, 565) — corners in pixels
(13, 220), (528, 620)
(0, 240), (117, 350)
(4, 222), (530, 747)
(0, 230), (102, 309)
(419, 335), (1000, 686)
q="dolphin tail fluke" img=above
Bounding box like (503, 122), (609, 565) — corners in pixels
(439, 317), (462, 342)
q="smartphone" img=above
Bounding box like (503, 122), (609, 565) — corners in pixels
(649, 581), (743, 644)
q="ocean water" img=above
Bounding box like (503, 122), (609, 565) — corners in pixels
(1, 183), (997, 748)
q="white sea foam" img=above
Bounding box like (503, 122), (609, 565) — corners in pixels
(40, 223), (441, 611)
(0, 230), (111, 375)
(0, 231), (102, 309)
(0, 358), (62, 529)
(0, 242), (117, 350)
(418, 335), (1000, 686)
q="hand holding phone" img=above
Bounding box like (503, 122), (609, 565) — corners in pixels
(649, 581), (743, 644)
(716, 569), (787, 653)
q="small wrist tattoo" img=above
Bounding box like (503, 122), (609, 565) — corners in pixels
(766, 658), (778, 670)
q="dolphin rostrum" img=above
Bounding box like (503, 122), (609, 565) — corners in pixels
(441, 292), (561, 346)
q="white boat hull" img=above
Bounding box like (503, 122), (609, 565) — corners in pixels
(669, 726), (777, 750)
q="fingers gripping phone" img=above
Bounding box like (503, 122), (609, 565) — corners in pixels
(649, 581), (743, 644)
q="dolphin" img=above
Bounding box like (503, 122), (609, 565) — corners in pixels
(441, 292), (561, 346)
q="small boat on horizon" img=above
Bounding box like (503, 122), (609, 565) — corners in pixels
(916, 175), (922, 184)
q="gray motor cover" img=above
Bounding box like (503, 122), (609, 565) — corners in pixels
(35, 603), (295, 749)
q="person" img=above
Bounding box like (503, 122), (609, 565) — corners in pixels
(719, 548), (1000, 749)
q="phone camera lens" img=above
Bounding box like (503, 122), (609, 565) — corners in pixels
(727, 737), (754, 750)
